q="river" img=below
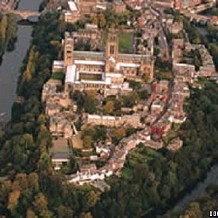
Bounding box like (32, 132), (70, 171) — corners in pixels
(161, 164), (218, 217)
(0, 0), (42, 122)
(1, 0), (218, 215)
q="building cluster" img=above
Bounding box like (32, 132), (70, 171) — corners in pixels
(64, 0), (126, 23)
(0, 0), (18, 11)
(149, 80), (169, 117)
(41, 0), (218, 188)
(50, 138), (71, 170)
(87, 113), (141, 128)
(41, 79), (75, 168)
(170, 21), (216, 123)
(160, 0), (217, 25)
(73, 77), (181, 186)
(42, 80), (71, 115)
(210, 16), (218, 26)
(172, 31), (216, 78)
(174, 0), (202, 10)
(124, 0), (143, 10)
(52, 30), (154, 96)
(153, 0), (215, 10)
(42, 78), (76, 137)
(69, 24), (104, 51)
(137, 9), (159, 55)
(168, 21), (184, 35)
(195, 44), (217, 77)
(68, 135), (139, 185)
(112, 20), (217, 155)
(189, 0), (216, 13)
(68, 168), (113, 186)
(42, 26), (155, 173)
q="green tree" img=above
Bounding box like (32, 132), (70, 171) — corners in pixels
(26, 209), (36, 218)
(182, 202), (203, 218)
(83, 136), (93, 148)
(110, 128), (126, 144)
(33, 193), (52, 218)
(57, 205), (73, 218)
(0, 15), (7, 54)
(104, 100), (115, 115)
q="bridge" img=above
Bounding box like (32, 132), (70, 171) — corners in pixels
(4, 10), (41, 20)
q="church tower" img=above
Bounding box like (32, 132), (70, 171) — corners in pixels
(64, 32), (74, 67)
(140, 56), (154, 82)
(105, 29), (118, 73)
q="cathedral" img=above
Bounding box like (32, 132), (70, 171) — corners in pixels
(53, 29), (154, 95)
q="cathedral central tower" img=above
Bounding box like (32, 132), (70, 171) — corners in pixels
(105, 29), (118, 73)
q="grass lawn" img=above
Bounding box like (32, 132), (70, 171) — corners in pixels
(51, 72), (65, 81)
(119, 32), (133, 53)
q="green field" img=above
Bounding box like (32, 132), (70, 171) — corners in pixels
(118, 33), (133, 53)
(51, 72), (65, 81)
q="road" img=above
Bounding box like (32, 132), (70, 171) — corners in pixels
(149, 5), (171, 60)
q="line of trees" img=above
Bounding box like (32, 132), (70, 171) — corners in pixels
(0, 13), (17, 59)
(0, 12), (103, 217)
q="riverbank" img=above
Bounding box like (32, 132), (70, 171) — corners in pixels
(181, 183), (218, 217)
(158, 163), (218, 217)
(0, 13), (18, 61)
(0, 0), (42, 122)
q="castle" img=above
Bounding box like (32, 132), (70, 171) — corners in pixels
(52, 29), (154, 96)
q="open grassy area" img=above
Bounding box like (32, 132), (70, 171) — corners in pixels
(51, 72), (65, 81)
(119, 32), (133, 53)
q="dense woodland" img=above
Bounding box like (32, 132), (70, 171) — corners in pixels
(0, 13), (17, 59)
(0, 10), (218, 218)
(180, 184), (218, 218)
(0, 13), (98, 217)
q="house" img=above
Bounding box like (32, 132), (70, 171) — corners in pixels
(79, 163), (97, 174)
(168, 22), (183, 35)
(86, 113), (141, 128)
